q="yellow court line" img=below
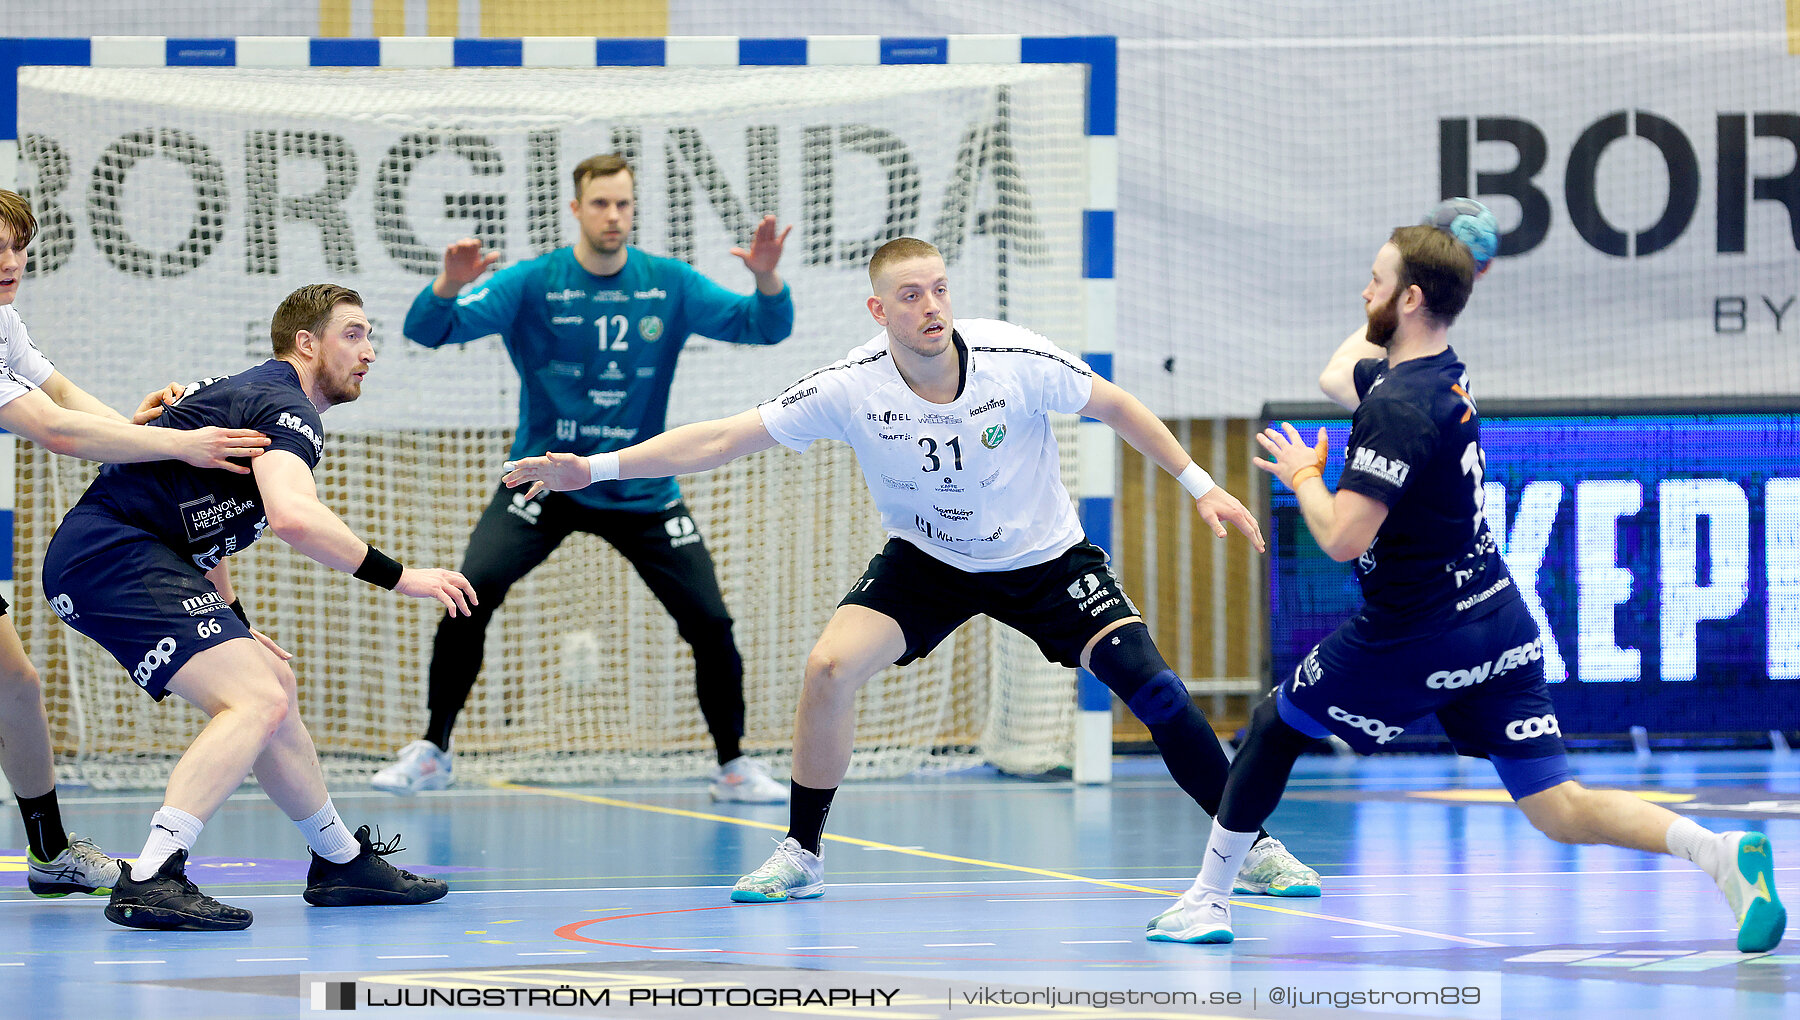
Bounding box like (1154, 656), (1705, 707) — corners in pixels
(493, 780), (1503, 947)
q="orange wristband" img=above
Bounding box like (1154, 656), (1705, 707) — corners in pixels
(1290, 466), (1323, 488)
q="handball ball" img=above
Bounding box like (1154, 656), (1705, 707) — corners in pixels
(1422, 197), (1499, 271)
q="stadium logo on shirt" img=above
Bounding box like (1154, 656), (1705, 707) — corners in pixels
(638, 316), (665, 341)
(980, 424), (1007, 449)
(969, 397), (1006, 416)
(780, 386), (819, 407)
(276, 412), (324, 456)
(1348, 446), (1410, 488)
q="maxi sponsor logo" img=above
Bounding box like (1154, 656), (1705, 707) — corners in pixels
(276, 412), (324, 456)
(1348, 446), (1410, 488)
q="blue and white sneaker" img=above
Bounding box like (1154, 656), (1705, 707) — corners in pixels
(1713, 831), (1786, 953)
(1146, 889), (1234, 944)
(731, 837), (824, 902)
(1232, 836), (1322, 897)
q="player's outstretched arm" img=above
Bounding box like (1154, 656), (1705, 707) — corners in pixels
(253, 450), (477, 615)
(1079, 375), (1265, 552)
(37, 370), (129, 422)
(730, 214), (794, 296)
(1319, 325), (1383, 411)
(1253, 422), (1387, 561)
(503, 408), (779, 499)
(432, 237), (501, 299)
(0, 387), (269, 472)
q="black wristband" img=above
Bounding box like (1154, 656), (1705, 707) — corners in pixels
(227, 599), (250, 628)
(354, 546), (404, 590)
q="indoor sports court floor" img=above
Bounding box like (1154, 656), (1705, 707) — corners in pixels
(3, 751), (1796, 1018)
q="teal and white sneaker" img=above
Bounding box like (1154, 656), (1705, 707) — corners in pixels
(1232, 836), (1322, 897)
(1146, 889), (1234, 944)
(731, 837), (824, 902)
(1712, 831), (1786, 952)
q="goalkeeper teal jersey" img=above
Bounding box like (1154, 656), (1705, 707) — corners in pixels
(404, 245), (793, 511)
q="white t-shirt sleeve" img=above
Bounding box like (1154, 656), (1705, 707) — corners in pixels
(0, 308), (56, 409)
(1004, 323), (1093, 416)
(758, 367), (849, 452)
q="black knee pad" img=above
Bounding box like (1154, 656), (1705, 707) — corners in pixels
(1087, 622), (1188, 725)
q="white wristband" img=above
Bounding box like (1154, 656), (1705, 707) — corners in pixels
(588, 451), (621, 484)
(1176, 462), (1215, 500)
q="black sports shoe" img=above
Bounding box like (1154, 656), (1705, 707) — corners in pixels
(303, 825), (448, 907)
(104, 849), (253, 931)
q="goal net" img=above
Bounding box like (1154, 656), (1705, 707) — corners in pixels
(10, 59), (1090, 787)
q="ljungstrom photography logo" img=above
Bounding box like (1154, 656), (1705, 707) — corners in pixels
(312, 980), (356, 1010)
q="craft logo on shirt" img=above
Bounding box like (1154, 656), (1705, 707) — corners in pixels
(878, 431), (913, 442)
(276, 412), (324, 456)
(980, 424), (1007, 449)
(969, 397), (1006, 416)
(1348, 446), (1409, 488)
(638, 316), (665, 341)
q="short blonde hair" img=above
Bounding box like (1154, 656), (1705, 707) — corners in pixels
(867, 237), (942, 290)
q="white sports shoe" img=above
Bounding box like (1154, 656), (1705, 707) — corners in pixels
(731, 837), (824, 902)
(1232, 836), (1322, 897)
(1146, 888), (1235, 944)
(370, 740), (454, 795)
(28, 834), (122, 896)
(710, 756), (788, 803)
(1709, 831), (1786, 952)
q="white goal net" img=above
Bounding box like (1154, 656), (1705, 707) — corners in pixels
(10, 60), (1090, 787)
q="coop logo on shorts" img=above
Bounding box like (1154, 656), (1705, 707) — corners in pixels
(665, 514), (701, 547)
(1427, 638), (1543, 690)
(1505, 713), (1561, 741)
(981, 424), (1007, 449)
(1328, 705), (1403, 745)
(133, 636), (179, 688)
(1347, 446), (1410, 488)
(638, 315), (665, 341)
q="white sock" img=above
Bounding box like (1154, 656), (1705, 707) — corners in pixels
(132, 806), (204, 881)
(1193, 820), (1260, 899)
(295, 799), (360, 864)
(1665, 817), (1731, 876)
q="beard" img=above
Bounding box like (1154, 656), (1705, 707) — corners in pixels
(321, 373), (363, 406)
(1365, 290), (1400, 348)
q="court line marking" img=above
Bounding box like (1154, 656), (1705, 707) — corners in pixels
(496, 780), (1506, 947)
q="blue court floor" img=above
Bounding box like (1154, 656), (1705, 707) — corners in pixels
(2, 750), (1795, 1019)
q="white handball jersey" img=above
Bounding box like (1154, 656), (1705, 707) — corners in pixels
(759, 318), (1093, 572)
(0, 306), (57, 409)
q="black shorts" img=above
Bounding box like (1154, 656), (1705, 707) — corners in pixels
(839, 538), (1140, 668)
(1280, 594), (1566, 759)
(41, 509), (250, 701)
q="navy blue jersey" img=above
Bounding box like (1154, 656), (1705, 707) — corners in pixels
(72, 359), (324, 572)
(404, 245), (793, 513)
(1341, 348), (1514, 632)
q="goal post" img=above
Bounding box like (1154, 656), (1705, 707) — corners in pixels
(0, 34), (1119, 788)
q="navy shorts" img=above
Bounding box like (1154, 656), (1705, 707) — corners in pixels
(42, 509), (250, 702)
(1279, 594), (1566, 760)
(839, 538), (1140, 667)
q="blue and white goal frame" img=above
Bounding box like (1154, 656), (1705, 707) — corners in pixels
(0, 34), (1120, 782)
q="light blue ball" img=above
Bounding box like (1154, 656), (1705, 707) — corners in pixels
(1422, 197), (1499, 270)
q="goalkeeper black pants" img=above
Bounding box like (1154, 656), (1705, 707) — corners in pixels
(424, 483), (746, 763)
